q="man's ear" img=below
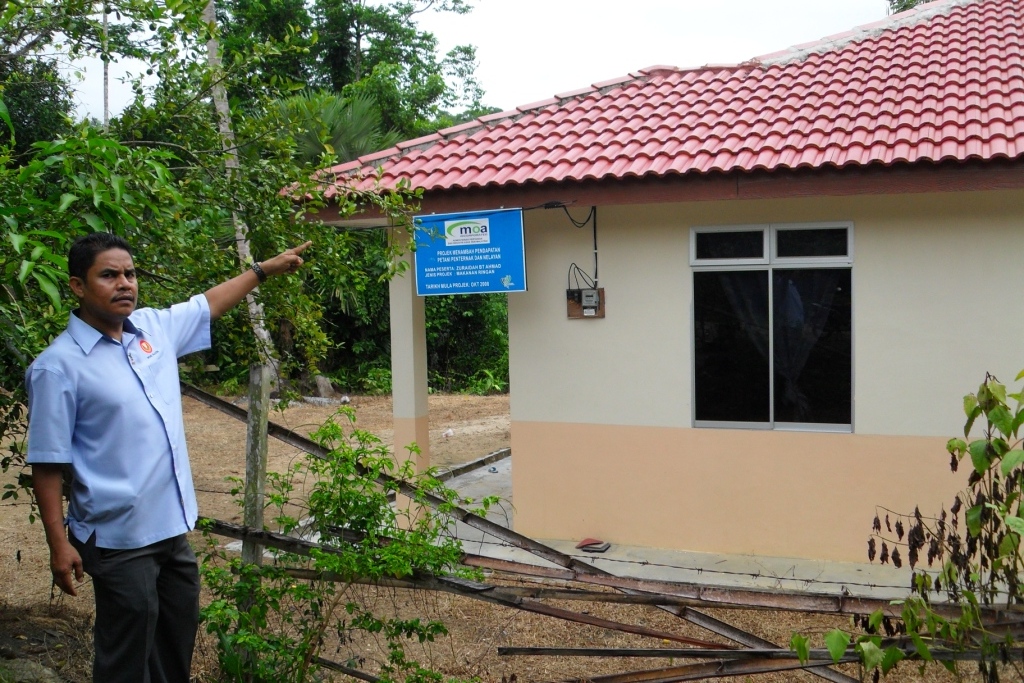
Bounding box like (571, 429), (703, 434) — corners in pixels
(68, 276), (85, 298)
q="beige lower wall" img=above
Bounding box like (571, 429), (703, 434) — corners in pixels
(512, 420), (961, 563)
(393, 416), (431, 527)
(394, 416), (430, 473)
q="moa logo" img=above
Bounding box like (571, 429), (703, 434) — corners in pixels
(445, 218), (491, 246)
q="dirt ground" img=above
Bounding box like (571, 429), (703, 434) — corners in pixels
(0, 393), (982, 682)
(182, 393), (512, 526)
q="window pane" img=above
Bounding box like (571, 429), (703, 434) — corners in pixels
(776, 229), (848, 258)
(694, 271), (770, 422)
(695, 231), (764, 260)
(772, 269), (852, 424)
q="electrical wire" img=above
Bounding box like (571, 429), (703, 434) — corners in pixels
(531, 201), (601, 288)
(561, 206), (599, 287)
(561, 205), (595, 229)
(567, 262), (596, 290)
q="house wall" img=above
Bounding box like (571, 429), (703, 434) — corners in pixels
(507, 188), (1024, 562)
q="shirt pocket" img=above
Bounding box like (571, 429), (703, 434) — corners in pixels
(133, 345), (177, 407)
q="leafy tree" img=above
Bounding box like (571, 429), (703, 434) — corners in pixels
(220, 0), (313, 80)
(274, 90), (402, 165)
(217, 0), (484, 136)
(0, 0), (417, 505)
(0, 57), (74, 159)
(1, 0), (169, 69)
(323, 259), (509, 397)
(889, 0), (925, 12)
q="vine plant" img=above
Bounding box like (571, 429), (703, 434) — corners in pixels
(794, 371), (1024, 681)
(200, 406), (493, 682)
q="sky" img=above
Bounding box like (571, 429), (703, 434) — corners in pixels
(416, 0), (892, 112)
(74, 0), (894, 119)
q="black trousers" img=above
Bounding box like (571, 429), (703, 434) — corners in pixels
(72, 532), (200, 683)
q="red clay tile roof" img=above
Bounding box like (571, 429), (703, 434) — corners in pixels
(325, 0), (1024, 195)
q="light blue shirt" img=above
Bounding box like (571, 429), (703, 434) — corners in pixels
(26, 294), (211, 549)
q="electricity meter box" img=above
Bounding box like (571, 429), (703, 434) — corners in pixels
(566, 288), (605, 319)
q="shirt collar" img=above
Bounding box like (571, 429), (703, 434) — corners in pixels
(67, 310), (142, 354)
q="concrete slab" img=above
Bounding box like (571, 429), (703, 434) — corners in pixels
(444, 454), (916, 601)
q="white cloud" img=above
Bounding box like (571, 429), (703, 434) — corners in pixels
(417, 0), (890, 110)
(75, 0), (891, 119)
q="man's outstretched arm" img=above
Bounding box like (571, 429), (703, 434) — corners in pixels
(204, 241), (312, 320)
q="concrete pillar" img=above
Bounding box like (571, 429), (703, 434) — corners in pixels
(389, 227), (430, 474)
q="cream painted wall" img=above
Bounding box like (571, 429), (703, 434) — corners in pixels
(508, 208), (690, 427)
(849, 190), (1024, 435)
(509, 189), (1024, 437)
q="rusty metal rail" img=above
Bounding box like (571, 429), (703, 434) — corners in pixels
(183, 382), (921, 683)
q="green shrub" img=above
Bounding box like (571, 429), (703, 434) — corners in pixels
(200, 406), (489, 682)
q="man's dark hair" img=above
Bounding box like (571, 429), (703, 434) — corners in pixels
(68, 233), (133, 280)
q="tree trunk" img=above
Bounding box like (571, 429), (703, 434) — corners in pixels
(203, 0), (275, 564)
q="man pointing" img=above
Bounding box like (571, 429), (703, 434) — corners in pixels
(26, 232), (310, 682)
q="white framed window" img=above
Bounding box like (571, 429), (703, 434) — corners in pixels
(690, 222), (853, 431)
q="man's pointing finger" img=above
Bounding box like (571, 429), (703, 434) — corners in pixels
(289, 240), (312, 256)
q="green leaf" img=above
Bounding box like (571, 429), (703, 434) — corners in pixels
(1016, 368), (1024, 382)
(83, 214), (105, 232)
(966, 505), (983, 537)
(856, 640), (884, 670)
(8, 232), (27, 253)
(111, 174), (125, 203)
(881, 646), (905, 674)
(31, 270), (62, 308)
(968, 440), (991, 475)
(1001, 449), (1024, 477)
(991, 381), (1008, 405)
(824, 629), (850, 663)
(999, 529), (1020, 556)
(946, 437), (967, 455)
(58, 193), (79, 212)
(789, 633), (810, 664)
(28, 229), (67, 240)
(964, 393), (979, 416)
(17, 259), (33, 283)
(1004, 516), (1024, 536)
(965, 405), (981, 437)
(0, 98), (13, 140)
(867, 609), (884, 632)
(909, 632), (933, 661)
(989, 405), (1013, 437)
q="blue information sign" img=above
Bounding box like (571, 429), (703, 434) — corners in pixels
(413, 208), (527, 296)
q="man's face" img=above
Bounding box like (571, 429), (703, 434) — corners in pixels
(69, 248), (138, 332)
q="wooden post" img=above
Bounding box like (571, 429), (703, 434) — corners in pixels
(204, 0), (278, 565)
(241, 363), (271, 565)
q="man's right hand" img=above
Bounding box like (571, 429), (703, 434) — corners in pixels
(49, 539), (84, 596)
(32, 464), (83, 596)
